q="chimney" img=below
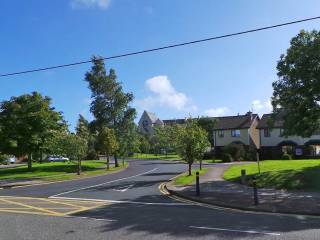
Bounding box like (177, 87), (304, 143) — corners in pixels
(246, 111), (253, 121)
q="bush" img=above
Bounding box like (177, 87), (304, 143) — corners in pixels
(203, 150), (215, 160)
(222, 143), (245, 161)
(282, 153), (292, 160)
(245, 148), (257, 161)
(0, 154), (9, 165)
(221, 153), (233, 162)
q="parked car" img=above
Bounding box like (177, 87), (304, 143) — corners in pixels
(47, 156), (69, 162)
(6, 156), (16, 164)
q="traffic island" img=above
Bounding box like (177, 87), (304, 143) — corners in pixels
(164, 165), (320, 216)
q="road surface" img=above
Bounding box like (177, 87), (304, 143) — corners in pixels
(0, 159), (319, 240)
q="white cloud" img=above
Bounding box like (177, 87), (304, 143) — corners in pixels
(252, 99), (272, 114)
(71, 0), (111, 9)
(204, 107), (230, 117)
(136, 76), (197, 112)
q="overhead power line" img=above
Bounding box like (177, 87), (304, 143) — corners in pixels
(1, 16), (320, 78)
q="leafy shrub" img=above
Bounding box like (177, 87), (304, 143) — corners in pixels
(0, 154), (9, 164)
(222, 143), (245, 161)
(221, 153), (233, 162)
(282, 153), (292, 160)
(245, 148), (257, 161)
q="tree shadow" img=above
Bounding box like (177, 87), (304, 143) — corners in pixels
(73, 194), (320, 239)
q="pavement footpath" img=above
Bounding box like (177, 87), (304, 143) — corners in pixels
(165, 163), (320, 215)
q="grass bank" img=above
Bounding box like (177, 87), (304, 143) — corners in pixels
(131, 153), (182, 161)
(224, 160), (320, 191)
(0, 160), (128, 182)
(174, 168), (208, 186)
(131, 153), (222, 163)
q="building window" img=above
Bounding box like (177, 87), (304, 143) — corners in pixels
(279, 128), (284, 137)
(264, 128), (270, 137)
(309, 145), (320, 156)
(217, 130), (224, 138)
(231, 129), (240, 137)
(282, 145), (293, 155)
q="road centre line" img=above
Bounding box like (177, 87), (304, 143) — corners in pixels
(189, 226), (281, 236)
(50, 167), (159, 198)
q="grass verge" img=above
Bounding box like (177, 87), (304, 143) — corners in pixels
(174, 168), (208, 186)
(0, 160), (128, 182)
(224, 160), (320, 191)
(131, 153), (182, 161)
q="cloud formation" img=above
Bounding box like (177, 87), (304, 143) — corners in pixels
(137, 76), (197, 112)
(252, 99), (272, 113)
(71, 0), (111, 9)
(204, 107), (230, 117)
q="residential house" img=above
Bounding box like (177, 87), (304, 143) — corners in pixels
(257, 113), (320, 159)
(212, 112), (260, 155)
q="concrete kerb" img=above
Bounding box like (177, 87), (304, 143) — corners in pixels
(162, 180), (320, 218)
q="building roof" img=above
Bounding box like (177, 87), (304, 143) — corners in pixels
(212, 112), (258, 130)
(163, 119), (186, 125)
(145, 111), (160, 123)
(162, 112), (258, 129)
(257, 113), (284, 129)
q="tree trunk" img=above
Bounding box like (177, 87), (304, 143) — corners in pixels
(114, 153), (119, 167)
(188, 163), (192, 176)
(27, 153), (32, 171)
(107, 154), (110, 170)
(77, 159), (82, 175)
(199, 159), (202, 170)
(40, 148), (43, 164)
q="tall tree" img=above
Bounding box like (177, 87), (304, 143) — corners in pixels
(175, 119), (210, 175)
(76, 114), (90, 140)
(0, 92), (65, 170)
(197, 117), (216, 147)
(85, 57), (136, 166)
(96, 127), (118, 170)
(272, 30), (320, 137)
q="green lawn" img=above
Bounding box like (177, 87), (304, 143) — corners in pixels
(224, 160), (320, 191)
(174, 168), (208, 186)
(131, 153), (182, 161)
(131, 153), (222, 163)
(0, 160), (128, 182)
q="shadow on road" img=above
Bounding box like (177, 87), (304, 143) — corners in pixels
(73, 194), (320, 239)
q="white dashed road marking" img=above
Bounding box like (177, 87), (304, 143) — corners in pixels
(189, 226), (281, 236)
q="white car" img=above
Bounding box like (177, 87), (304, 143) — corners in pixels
(6, 156), (16, 164)
(48, 156), (69, 162)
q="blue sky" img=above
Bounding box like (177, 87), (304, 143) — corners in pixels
(1, 0), (320, 131)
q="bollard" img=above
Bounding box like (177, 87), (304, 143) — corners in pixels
(252, 176), (259, 205)
(241, 169), (246, 184)
(196, 171), (200, 196)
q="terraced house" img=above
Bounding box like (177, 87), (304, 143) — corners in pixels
(212, 112), (260, 155)
(258, 113), (320, 159)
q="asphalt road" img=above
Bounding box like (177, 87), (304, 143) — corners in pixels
(0, 159), (320, 240)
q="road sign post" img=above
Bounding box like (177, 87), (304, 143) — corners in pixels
(253, 176), (259, 205)
(196, 171), (200, 196)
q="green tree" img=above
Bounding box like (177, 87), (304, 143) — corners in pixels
(0, 92), (65, 171)
(139, 134), (150, 154)
(85, 57), (136, 167)
(272, 30), (320, 137)
(47, 132), (87, 175)
(96, 127), (118, 170)
(118, 123), (140, 161)
(197, 117), (216, 147)
(175, 119), (210, 175)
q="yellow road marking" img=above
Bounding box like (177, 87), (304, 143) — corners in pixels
(0, 196), (109, 217)
(0, 198), (62, 216)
